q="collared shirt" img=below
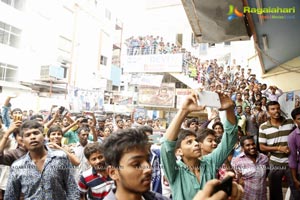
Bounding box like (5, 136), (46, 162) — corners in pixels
(0, 146), (27, 166)
(288, 127), (300, 170)
(4, 148), (79, 200)
(259, 117), (294, 166)
(161, 119), (238, 200)
(103, 189), (169, 200)
(78, 167), (114, 200)
(231, 152), (269, 200)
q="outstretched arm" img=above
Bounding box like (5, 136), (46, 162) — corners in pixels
(0, 121), (21, 154)
(165, 92), (205, 141)
(2, 95), (17, 128)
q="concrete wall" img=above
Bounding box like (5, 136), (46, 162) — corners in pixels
(261, 56), (300, 92)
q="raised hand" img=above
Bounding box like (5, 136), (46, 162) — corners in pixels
(215, 90), (235, 111)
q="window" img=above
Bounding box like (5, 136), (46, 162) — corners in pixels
(176, 33), (183, 46)
(208, 43), (215, 48)
(191, 33), (198, 47)
(58, 36), (72, 60)
(112, 85), (118, 91)
(105, 8), (111, 20)
(224, 41), (231, 46)
(0, 21), (22, 48)
(1, 0), (26, 10)
(0, 62), (18, 82)
(100, 55), (107, 66)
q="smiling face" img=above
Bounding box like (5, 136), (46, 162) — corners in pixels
(189, 122), (198, 132)
(213, 125), (223, 137)
(267, 103), (281, 120)
(49, 131), (63, 146)
(242, 138), (257, 157)
(103, 127), (112, 138)
(88, 151), (106, 172)
(199, 134), (217, 156)
(109, 148), (152, 194)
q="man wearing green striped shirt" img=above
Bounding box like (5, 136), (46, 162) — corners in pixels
(259, 101), (295, 200)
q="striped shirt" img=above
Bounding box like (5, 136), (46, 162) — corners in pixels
(259, 117), (294, 165)
(231, 152), (269, 200)
(78, 167), (114, 200)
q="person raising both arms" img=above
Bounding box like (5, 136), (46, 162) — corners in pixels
(161, 90), (238, 200)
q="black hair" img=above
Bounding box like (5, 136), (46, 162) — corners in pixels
(97, 117), (106, 122)
(20, 120), (44, 137)
(115, 114), (122, 118)
(11, 108), (22, 114)
(197, 128), (216, 143)
(291, 107), (300, 120)
(47, 125), (62, 138)
(84, 142), (104, 160)
(236, 105), (242, 109)
(77, 125), (90, 135)
(30, 114), (44, 121)
(187, 118), (198, 128)
(254, 100), (262, 106)
(240, 135), (254, 147)
(12, 128), (20, 138)
(266, 101), (280, 111)
(116, 119), (123, 124)
(261, 96), (267, 101)
(103, 128), (149, 168)
(137, 125), (153, 135)
(175, 129), (197, 150)
(212, 121), (224, 131)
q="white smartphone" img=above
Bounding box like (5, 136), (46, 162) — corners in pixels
(197, 91), (221, 108)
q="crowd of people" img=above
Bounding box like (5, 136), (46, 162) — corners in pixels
(1, 55), (300, 200)
(125, 35), (185, 56)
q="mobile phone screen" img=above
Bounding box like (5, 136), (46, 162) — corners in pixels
(197, 91), (221, 108)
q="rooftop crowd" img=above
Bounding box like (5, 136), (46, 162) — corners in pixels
(0, 37), (299, 200)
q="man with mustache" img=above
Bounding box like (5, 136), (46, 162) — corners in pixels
(231, 136), (269, 200)
(4, 120), (79, 199)
(259, 101), (295, 200)
(78, 142), (114, 200)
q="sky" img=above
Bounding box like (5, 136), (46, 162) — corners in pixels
(104, 0), (189, 39)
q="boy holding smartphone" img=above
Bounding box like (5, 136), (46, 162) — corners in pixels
(161, 91), (238, 200)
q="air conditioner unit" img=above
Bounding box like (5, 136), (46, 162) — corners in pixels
(40, 65), (64, 80)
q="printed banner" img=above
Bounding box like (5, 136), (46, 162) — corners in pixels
(138, 83), (175, 108)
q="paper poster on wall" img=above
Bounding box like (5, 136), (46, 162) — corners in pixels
(286, 92), (294, 102)
(279, 90), (300, 118)
(138, 83), (175, 108)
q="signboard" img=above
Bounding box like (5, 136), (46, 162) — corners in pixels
(131, 74), (164, 87)
(138, 83), (175, 108)
(124, 53), (183, 73)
